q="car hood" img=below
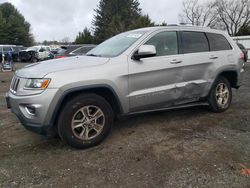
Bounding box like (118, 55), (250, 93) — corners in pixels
(16, 56), (110, 78)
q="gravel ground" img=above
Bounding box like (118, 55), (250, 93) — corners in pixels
(0, 63), (250, 187)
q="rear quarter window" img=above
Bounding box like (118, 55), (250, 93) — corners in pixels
(181, 31), (209, 54)
(206, 33), (232, 51)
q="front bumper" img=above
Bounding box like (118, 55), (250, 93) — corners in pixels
(5, 89), (59, 136)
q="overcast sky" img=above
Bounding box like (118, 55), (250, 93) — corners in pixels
(0, 0), (206, 42)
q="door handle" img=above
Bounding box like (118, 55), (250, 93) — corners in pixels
(170, 59), (182, 64)
(209, 55), (218, 59)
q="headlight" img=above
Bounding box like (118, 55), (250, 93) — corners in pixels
(24, 78), (50, 90)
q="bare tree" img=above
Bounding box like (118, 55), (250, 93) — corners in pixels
(179, 0), (250, 36)
(214, 0), (250, 36)
(179, 0), (217, 27)
(61, 37), (70, 44)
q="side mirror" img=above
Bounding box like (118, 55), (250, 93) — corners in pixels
(133, 45), (156, 60)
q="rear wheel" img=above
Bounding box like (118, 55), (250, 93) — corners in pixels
(208, 76), (232, 112)
(58, 93), (114, 149)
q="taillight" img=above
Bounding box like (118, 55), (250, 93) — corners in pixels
(240, 52), (245, 60)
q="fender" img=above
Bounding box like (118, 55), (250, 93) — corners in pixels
(46, 84), (124, 127)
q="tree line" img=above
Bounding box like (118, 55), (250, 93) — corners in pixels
(76, 0), (250, 44)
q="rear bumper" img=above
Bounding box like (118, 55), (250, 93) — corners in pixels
(237, 68), (245, 88)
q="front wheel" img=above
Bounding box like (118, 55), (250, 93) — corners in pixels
(208, 76), (232, 113)
(31, 57), (38, 63)
(58, 93), (114, 149)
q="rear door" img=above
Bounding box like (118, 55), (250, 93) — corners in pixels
(206, 32), (234, 66)
(176, 31), (214, 102)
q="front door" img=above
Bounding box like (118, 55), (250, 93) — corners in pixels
(128, 31), (184, 112)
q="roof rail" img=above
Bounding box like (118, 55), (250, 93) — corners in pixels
(178, 23), (211, 29)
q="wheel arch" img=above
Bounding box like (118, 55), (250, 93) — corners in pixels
(217, 70), (239, 89)
(50, 85), (124, 128)
(204, 69), (239, 100)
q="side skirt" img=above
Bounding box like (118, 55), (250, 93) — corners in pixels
(120, 102), (209, 117)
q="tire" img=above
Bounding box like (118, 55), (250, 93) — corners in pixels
(208, 76), (232, 113)
(31, 57), (38, 63)
(58, 93), (114, 149)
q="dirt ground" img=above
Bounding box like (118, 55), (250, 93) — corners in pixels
(0, 63), (250, 188)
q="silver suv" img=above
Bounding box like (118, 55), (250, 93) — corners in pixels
(6, 26), (245, 148)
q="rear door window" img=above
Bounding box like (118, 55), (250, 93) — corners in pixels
(181, 31), (209, 54)
(206, 33), (232, 51)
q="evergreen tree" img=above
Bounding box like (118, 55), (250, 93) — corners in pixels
(75, 27), (94, 44)
(236, 25), (250, 36)
(93, 0), (154, 43)
(0, 2), (34, 46)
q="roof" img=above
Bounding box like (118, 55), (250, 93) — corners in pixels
(132, 25), (227, 34)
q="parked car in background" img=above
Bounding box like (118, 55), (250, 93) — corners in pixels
(53, 45), (96, 59)
(0, 45), (24, 62)
(6, 26), (245, 149)
(237, 43), (248, 62)
(47, 51), (55, 60)
(19, 46), (52, 63)
(50, 47), (61, 55)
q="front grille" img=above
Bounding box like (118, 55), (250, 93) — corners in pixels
(10, 76), (20, 94)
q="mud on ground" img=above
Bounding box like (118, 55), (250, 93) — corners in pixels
(0, 63), (250, 187)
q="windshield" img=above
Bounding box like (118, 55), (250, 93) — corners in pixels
(86, 30), (146, 57)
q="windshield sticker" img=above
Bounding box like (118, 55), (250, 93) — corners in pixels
(126, 33), (142, 38)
